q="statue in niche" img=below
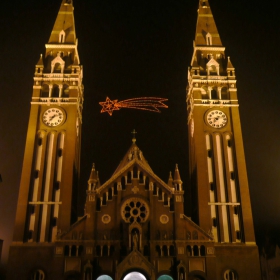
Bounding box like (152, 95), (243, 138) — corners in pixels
(132, 231), (139, 250)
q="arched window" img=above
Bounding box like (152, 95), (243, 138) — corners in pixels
(62, 84), (70, 97)
(145, 177), (149, 190)
(200, 245), (206, 256)
(156, 245), (161, 256)
(221, 87), (229, 100)
(121, 176), (126, 190)
(193, 245), (199, 256)
(114, 182), (118, 194)
(31, 269), (45, 280)
(96, 275), (113, 280)
(211, 88), (218, 99)
(78, 245), (83, 256)
(127, 171), (132, 184)
(133, 166), (138, 178)
(41, 84), (49, 97)
(157, 275), (173, 280)
(124, 272), (147, 280)
(162, 245), (168, 256)
(224, 269), (238, 280)
(139, 172), (144, 184)
(52, 84), (59, 97)
(59, 30), (66, 43)
(206, 32), (212, 45)
(201, 86), (208, 99)
(186, 245), (192, 256)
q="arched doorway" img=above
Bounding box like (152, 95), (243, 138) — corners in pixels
(123, 272), (147, 280)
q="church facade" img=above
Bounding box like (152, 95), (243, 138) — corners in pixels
(7, 0), (261, 279)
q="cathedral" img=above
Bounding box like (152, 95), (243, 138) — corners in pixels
(7, 0), (261, 279)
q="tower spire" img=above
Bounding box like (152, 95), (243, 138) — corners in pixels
(48, 0), (76, 44)
(195, 0), (222, 46)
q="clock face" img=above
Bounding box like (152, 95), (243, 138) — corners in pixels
(206, 110), (227, 128)
(42, 108), (65, 127)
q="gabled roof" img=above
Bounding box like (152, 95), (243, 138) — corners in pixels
(58, 215), (87, 239)
(48, 0), (76, 44)
(181, 214), (214, 241)
(195, 0), (223, 46)
(206, 57), (219, 67)
(96, 141), (174, 195)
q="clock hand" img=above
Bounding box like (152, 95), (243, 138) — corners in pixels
(49, 114), (57, 121)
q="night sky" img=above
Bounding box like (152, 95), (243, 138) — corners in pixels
(0, 0), (280, 272)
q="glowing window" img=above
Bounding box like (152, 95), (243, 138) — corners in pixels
(157, 275), (173, 280)
(124, 272), (146, 280)
(96, 276), (113, 280)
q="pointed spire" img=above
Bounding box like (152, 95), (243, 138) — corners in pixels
(173, 164), (182, 183)
(88, 163), (99, 190)
(167, 171), (173, 188)
(195, 0), (222, 46)
(48, 0), (76, 44)
(227, 56), (234, 69)
(36, 54), (44, 66)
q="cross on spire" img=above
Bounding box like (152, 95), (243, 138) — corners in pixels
(131, 129), (137, 143)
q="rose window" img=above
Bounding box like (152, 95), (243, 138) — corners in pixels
(121, 198), (149, 223)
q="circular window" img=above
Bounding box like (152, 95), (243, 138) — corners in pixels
(121, 198), (149, 223)
(101, 214), (111, 224)
(160, 215), (169, 224)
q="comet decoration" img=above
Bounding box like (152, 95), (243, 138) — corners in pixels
(99, 97), (168, 116)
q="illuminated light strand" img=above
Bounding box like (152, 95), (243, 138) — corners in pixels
(99, 97), (168, 116)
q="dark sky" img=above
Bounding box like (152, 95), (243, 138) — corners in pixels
(0, 0), (279, 270)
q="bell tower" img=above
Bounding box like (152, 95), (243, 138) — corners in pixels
(187, 0), (256, 244)
(12, 0), (83, 243)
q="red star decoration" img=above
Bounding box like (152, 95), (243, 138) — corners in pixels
(99, 97), (119, 116)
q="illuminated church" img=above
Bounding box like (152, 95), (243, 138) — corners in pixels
(7, 0), (261, 279)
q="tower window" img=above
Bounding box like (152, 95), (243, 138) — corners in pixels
(212, 217), (217, 227)
(57, 148), (63, 157)
(227, 139), (232, 147)
(31, 269), (45, 280)
(210, 182), (215, 191)
(230, 172), (235, 180)
(59, 30), (66, 43)
(54, 181), (60, 190)
(207, 150), (212, 158)
(236, 230), (241, 240)
(38, 137), (42, 146)
(206, 32), (212, 45)
(234, 206), (239, 215)
(34, 170), (39, 179)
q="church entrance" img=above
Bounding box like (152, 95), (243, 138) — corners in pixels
(123, 272), (147, 280)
